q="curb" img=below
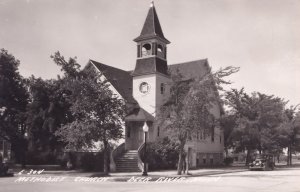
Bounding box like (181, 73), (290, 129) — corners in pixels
(11, 169), (248, 182)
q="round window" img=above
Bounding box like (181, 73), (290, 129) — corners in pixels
(139, 82), (150, 94)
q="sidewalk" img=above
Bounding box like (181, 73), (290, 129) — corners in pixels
(10, 162), (300, 182)
(12, 166), (248, 182)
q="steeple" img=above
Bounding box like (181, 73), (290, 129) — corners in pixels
(134, 1), (170, 44)
(132, 2), (170, 77)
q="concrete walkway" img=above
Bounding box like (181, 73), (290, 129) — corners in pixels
(11, 166), (248, 182)
(9, 163), (300, 182)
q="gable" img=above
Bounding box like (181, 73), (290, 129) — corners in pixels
(86, 58), (223, 115)
(169, 59), (224, 115)
(168, 59), (210, 80)
(88, 60), (136, 104)
(86, 59), (211, 104)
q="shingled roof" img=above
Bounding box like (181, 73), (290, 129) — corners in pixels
(89, 59), (210, 102)
(169, 59), (224, 115)
(132, 57), (169, 76)
(169, 59), (210, 80)
(89, 60), (136, 103)
(125, 107), (154, 121)
(134, 2), (170, 44)
(88, 58), (214, 120)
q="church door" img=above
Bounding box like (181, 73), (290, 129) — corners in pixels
(127, 126), (144, 150)
(133, 127), (144, 150)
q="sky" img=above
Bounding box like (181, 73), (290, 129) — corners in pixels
(0, 0), (299, 106)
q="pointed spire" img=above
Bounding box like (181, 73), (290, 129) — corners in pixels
(150, 1), (154, 7)
(134, 2), (170, 44)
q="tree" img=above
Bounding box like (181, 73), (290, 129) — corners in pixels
(157, 66), (239, 175)
(276, 106), (300, 165)
(219, 113), (236, 157)
(224, 88), (287, 164)
(25, 76), (70, 155)
(52, 52), (125, 174)
(0, 49), (28, 166)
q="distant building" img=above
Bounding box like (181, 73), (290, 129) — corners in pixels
(85, 2), (224, 171)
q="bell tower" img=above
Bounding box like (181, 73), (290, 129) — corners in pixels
(132, 1), (171, 116)
(132, 1), (170, 77)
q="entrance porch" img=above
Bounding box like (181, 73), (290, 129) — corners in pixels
(124, 107), (154, 151)
(109, 108), (154, 172)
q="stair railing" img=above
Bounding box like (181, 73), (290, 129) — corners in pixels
(110, 143), (125, 172)
(137, 143), (145, 172)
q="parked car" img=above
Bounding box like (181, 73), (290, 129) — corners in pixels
(249, 154), (275, 171)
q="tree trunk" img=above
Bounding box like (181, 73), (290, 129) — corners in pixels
(185, 150), (190, 175)
(21, 138), (27, 169)
(287, 146), (290, 166)
(245, 148), (251, 166)
(287, 145), (292, 166)
(103, 140), (109, 175)
(289, 145), (292, 166)
(225, 147), (229, 158)
(177, 139), (186, 175)
(177, 150), (183, 175)
(21, 152), (26, 169)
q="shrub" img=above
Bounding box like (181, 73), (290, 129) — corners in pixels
(60, 152), (78, 169)
(80, 152), (104, 171)
(223, 157), (234, 166)
(26, 151), (59, 165)
(147, 137), (179, 171)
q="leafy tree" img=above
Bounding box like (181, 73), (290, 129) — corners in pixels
(52, 52), (126, 174)
(276, 106), (300, 165)
(224, 88), (286, 164)
(25, 76), (71, 156)
(157, 66), (238, 175)
(0, 49), (28, 166)
(219, 113), (236, 157)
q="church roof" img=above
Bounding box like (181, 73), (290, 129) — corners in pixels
(89, 59), (210, 103)
(89, 60), (136, 103)
(88, 58), (213, 120)
(132, 57), (169, 76)
(169, 59), (224, 115)
(134, 2), (170, 44)
(168, 59), (210, 80)
(125, 107), (154, 122)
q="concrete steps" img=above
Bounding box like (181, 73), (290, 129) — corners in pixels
(115, 150), (140, 172)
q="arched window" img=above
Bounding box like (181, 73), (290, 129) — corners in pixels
(157, 44), (164, 58)
(211, 126), (215, 142)
(157, 44), (163, 52)
(142, 43), (151, 56)
(160, 83), (165, 94)
(127, 127), (131, 138)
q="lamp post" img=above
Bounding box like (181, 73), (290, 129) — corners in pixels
(142, 121), (149, 176)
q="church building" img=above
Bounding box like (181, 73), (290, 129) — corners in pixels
(86, 2), (224, 172)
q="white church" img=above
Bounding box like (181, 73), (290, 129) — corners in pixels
(85, 2), (224, 172)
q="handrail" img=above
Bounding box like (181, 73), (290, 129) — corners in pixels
(137, 143), (145, 172)
(109, 143), (125, 172)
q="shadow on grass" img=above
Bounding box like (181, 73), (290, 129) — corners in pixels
(0, 173), (14, 177)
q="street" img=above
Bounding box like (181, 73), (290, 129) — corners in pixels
(1, 167), (300, 192)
